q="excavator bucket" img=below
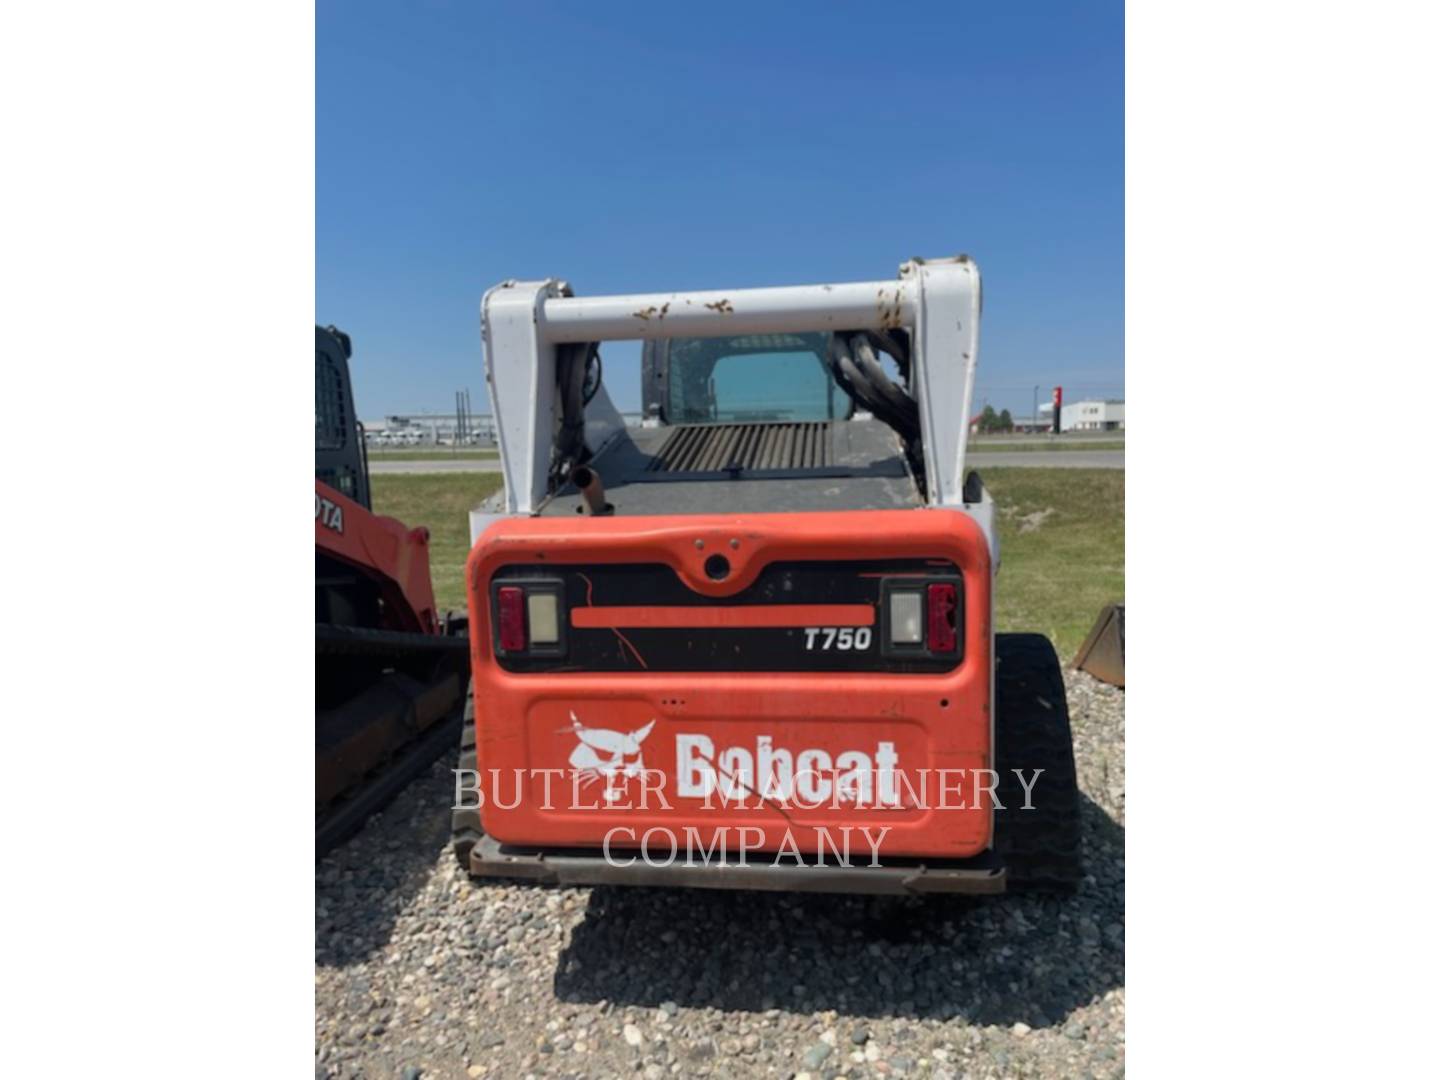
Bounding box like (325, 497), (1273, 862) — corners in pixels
(1073, 603), (1125, 687)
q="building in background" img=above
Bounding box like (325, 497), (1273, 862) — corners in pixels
(1060, 399), (1125, 431)
(359, 411), (644, 445)
(1008, 415), (1052, 434)
(1034, 399), (1125, 433)
(359, 414), (498, 445)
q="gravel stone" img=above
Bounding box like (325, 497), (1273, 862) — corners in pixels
(802, 1041), (833, 1069)
(316, 667), (1125, 1079)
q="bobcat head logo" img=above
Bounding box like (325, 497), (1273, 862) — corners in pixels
(567, 713), (656, 800)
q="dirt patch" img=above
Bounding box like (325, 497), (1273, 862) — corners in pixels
(1018, 507), (1056, 534)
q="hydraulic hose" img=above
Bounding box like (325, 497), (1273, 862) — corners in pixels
(824, 329), (925, 484)
(552, 341), (596, 488)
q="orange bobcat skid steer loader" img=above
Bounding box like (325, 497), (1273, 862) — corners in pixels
(454, 257), (1080, 894)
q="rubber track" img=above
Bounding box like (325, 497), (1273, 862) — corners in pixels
(316, 699), (465, 858)
(451, 685), (483, 870)
(994, 632), (1083, 891)
(316, 622), (471, 658)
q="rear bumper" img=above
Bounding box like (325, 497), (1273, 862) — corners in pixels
(468, 833), (1006, 896)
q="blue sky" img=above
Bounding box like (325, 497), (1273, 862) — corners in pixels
(317, 2), (1123, 420)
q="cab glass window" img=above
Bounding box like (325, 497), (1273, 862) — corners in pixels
(665, 333), (849, 423)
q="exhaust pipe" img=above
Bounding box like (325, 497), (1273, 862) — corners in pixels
(571, 466), (613, 516)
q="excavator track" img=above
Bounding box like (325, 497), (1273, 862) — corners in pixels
(315, 624), (470, 857)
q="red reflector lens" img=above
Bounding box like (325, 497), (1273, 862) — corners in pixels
(497, 586), (526, 651)
(927, 583), (957, 652)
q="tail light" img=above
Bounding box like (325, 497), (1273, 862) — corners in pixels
(881, 577), (963, 660)
(927, 583), (957, 652)
(497, 586), (526, 651)
(491, 579), (567, 657)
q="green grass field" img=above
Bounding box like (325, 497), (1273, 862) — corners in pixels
(981, 467), (1124, 656)
(371, 467), (1123, 657)
(368, 448), (499, 461)
(370, 473), (504, 615)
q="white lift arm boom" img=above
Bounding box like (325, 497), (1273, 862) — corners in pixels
(481, 255), (982, 514)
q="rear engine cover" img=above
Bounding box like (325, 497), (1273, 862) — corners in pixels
(465, 510), (993, 860)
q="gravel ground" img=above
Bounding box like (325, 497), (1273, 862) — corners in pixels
(316, 667), (1124, 1080)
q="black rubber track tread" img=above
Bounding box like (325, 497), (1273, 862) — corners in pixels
(994, 632), (1083, 891)
(451, 682), (485, 869)
(316, 622), (471, 657)
(316, 707), (463, 857)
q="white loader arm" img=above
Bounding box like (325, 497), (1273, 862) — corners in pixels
(480, 255), (982, 514)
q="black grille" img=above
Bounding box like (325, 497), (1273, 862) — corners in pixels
(646, 422), (831, 473)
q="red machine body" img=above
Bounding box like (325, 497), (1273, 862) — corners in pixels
(465, 509), (994, 860)
(315, 479), (440, 635)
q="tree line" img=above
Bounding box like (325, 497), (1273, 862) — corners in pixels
(976, 405), (1015, 433)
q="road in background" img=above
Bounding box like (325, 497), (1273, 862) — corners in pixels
(969, 432), (1124, 447)
(968, 450), (1122, 469)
